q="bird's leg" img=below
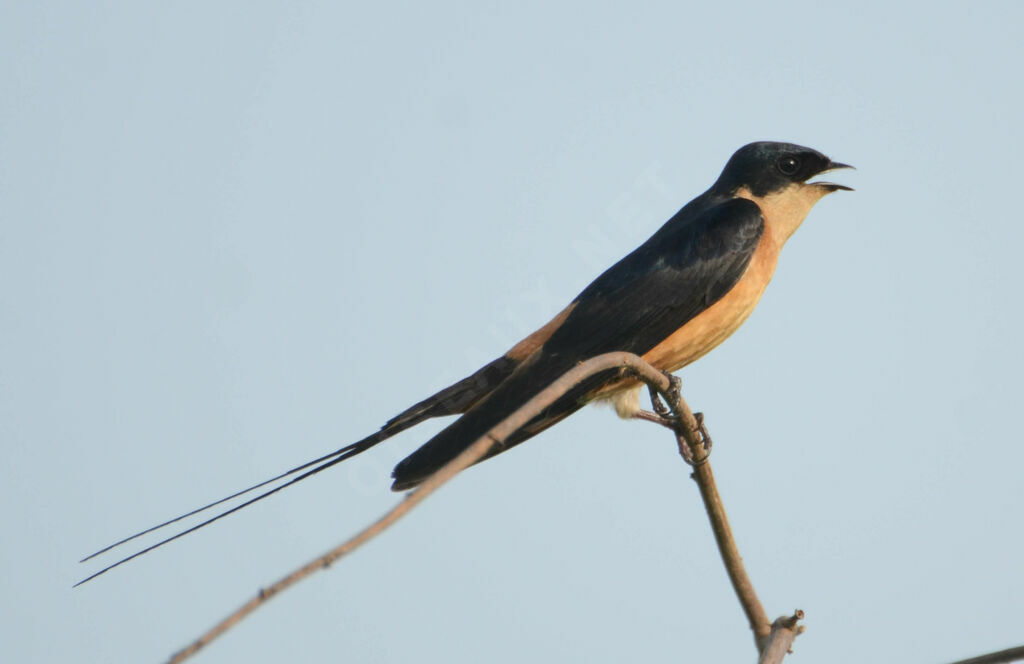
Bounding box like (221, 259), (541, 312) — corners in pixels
(634, 372), (713, 464)
(659, 371), (683, 413)
(633, 373), (684, 430)
(647, 383), (670, 417)
(632, 409), (676, 430)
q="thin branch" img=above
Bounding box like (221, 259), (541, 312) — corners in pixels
(678, 419), (772, 645)
(946, 646), (1024, 664)
(640, 384), (806, 659)
(168, 351), (803, 662)
(167, 352), (670, 663)
(632, 374), (774, 647)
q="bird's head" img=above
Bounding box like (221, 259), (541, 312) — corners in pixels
(714, 141), (853, 197)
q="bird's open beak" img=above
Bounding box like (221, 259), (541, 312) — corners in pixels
(809, 160), (854, 192)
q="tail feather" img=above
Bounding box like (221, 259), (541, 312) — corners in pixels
(76, 354), (518, 585)
(382, 355), (517, 430)
(78, 441), (362, 564)
(75, 432), (385, 586)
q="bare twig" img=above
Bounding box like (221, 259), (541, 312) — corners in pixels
(946, 645), (1024, 664)
(168, 352), (671, 663)
(633, 374), (777, 651)
(757, 611), (805, 664)
(681, 424), (771, 644)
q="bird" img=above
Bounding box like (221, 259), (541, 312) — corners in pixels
(77, 141), (851, 584)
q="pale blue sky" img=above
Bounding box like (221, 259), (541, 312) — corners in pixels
(3, 2), (1023, 663)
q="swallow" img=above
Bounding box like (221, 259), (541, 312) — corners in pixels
(78, 141), (851, 584)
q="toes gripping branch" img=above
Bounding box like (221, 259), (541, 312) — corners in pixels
(636, 370), (712, 466)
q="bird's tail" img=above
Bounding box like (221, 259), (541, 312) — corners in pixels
(75, 355), (519, 586)
(74, 430), (384, 586)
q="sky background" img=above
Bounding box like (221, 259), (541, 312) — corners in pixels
(3, 2), (1023, 663)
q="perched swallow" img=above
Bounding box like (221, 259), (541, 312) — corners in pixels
(78, 141), (851, 584)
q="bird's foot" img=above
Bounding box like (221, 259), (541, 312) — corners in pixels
(638, 371), (713, 466)
(659, 371), (683, 412)
(693, 411), (713, 455)
(647, 371), (682, 414)
(677, 412), (713, 466)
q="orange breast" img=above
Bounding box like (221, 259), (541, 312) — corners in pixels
(641, 230), (781, 372)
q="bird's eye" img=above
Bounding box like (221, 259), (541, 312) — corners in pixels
(776, 156), (801, 176)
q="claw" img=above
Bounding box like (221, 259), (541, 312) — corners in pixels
(694, 412), (713, 455)
(677, 435), (697, 465)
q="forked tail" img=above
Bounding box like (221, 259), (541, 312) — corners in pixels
(75, 354), (519, 586)
(74, 431), (383, 586)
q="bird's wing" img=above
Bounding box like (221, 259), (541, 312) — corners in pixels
(391, 197), (764, 488)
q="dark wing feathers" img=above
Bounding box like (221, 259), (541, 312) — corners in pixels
(542, 197), (763, 360)
(391, 197), (764, 489)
